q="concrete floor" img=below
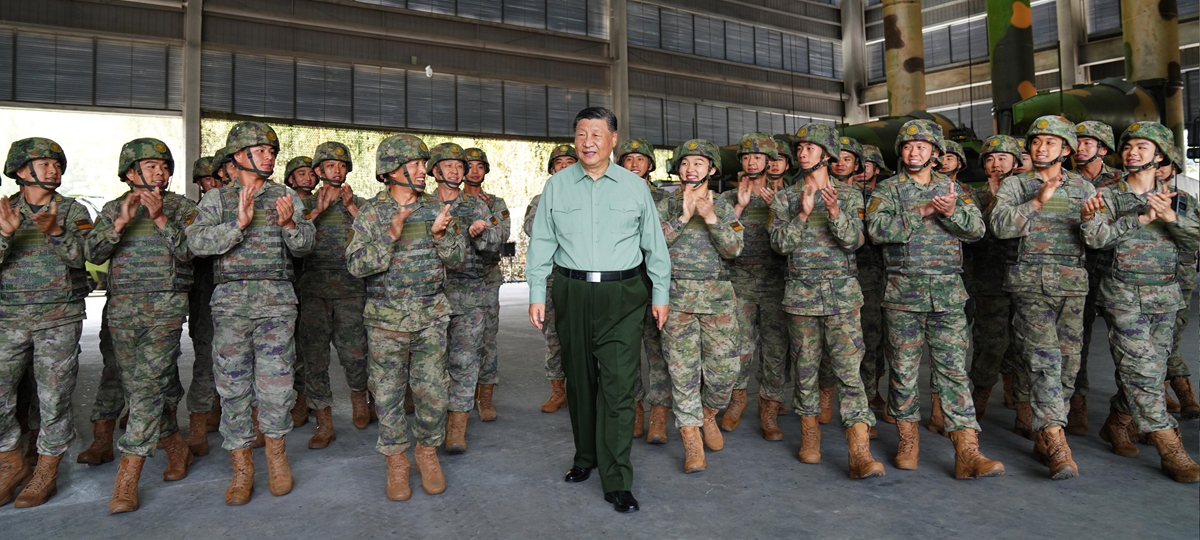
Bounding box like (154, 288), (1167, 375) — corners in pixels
(2, 284), (1197, 539)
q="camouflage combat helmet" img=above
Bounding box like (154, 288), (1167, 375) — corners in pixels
(831, 135), (864, 180)
(1165, 140), (1185, 174)
(4, 137), (67, 186)
(465, 147), (490, 173)
(313, 141), (353, 173)
(118, 138), (174, 180)
(794, 124), (841, 162)
(192, 156), (217, 182)
(737, 132), (780, 161)
(283, 156), (314, 188)
(1025, 116), (1078, 167)
(547, 144), (578, 174)
(772, 135), (795, 165)
(1119, 121), (1174, 173)
(861, 145), (888, 175)
(979, 134), (1023, 167)
(618, 138), (657, 174)
(893, 119), (944, 158)
(427, 142), (469, 187)
(375, 134), (430, 188)
(939, 139), (967, 174)
(225, 121), (279, 178)
(674, 139), (721, 185)
(1074, 121), (1116, 153)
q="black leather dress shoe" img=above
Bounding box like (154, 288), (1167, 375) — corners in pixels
(564, 466), (594, 483)
(604, 490), (640, 513)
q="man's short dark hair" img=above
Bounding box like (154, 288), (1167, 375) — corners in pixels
(573, 107), (618, 134)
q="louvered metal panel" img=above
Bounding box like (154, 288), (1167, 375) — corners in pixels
(325, 64), (354, 124)
(504, 81), (548, 136)
(924, 27), (951, 69)
(200, 49), (232, 112)
(588, 91), (611, 110)
(588, 0), (609, 39)
(296, 60), (325, 122)
(54, 35), (94, 105)
(379, 67), (407, 128)
(0, 30), (12, 102)
(457, 0), (503, 22)
(757, 111), (785, 135)
(234, 54), (267, 117)
(832, 41), (842, 79)
(1186, 71), (1198, 123)
(234, 54), (295, 119)
(407, 70), (434, 130)
(724, 22), (755, 65)
(1086, 0), (1121, 35)
(696, 104), (728, 146)
(1181, 0), (1198, 16)
(665, 100), (696, 147)
(755, 28), (783, 70)
(409, 72), (457, 132)
(808, 39), (833, 78)
(354, 65), (383, 126)
(1033, 1), (1059, 47)
(628, 2), (660, 48)
(726, 108), (757, 146)
(867, 41), (884, 82)
(131, 42), (168, 109)
(547, 87), (589, 137)
(407, 0), (456, 15)
(949, 21), (976, 64)
(95, 40), (133, 108)
(660, 8), (694, 55)
(549, 0), (589, 35)
(693, 14), (725, 60)
(629, 70), (843, 117)
(630, 95), (664, 146)
(504, 0), (547, 29)
(783, 33), (809, 74)
(15, 33), (93, 106)
(168, 45), (182, 111)
(784, 114), (811, 135)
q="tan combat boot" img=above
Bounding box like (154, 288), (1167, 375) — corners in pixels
(632, 401), (645, 438)
(308, 407), (336, 449)
(1170, 378), (1200, 420)
(1002, 373), (1015, 409)
(1013, 402), (1033, 440)
(225, 448), (254, 505)
(206, 403), (222, 433)
(0, 447), (32, 506)
(971, 386), (992, 421)
(445, 411), (469, 454)
(679, 426), (705, 473)
(894, 421), (920, 470)
(949, 429), (1005, 479)
(13, 454), (62, 508)
(403, 386), (415, 415)
(386, 453), (411, 501)
(185, 413), (210, 456)
(1150, 429), (1200, 483)
(719, 389), (747, 432)
(109, 455), (145, 514)
(414, 443), (446, 494)
(646, 405), (669, 444)
(291, 393), (308, 427)
(1165, 382), (1181, 413)
(797, 416), (821, 464)
(77, 419), (116, 465)
(351, 390), (372, 428)
(817, 386), (834, 424)
(540, 380), (567, 413)
(1033, 426), (1079, 480)
(264, 436), (293, 496)
(928, 393), (947, 437)
(701, 407), (723, 451)
(250, 407), (265, 448)
(474, 385), (497, 423)
(846, 423), (885, 479)
(160, 431), (194, 481)
(758, 398), (784, 441)
(1066, 396), (1088, 436)
(1099, 408), (1139, 458)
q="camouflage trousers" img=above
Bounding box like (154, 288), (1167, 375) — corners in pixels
(1075, 274), (1105, 398)
(542, 274), (564, 381)
(477, 280), (503, 385)
(660, 310), (739, 428)
(367, 321), (449, 455)
(790, 312), (874, 428)
(884, 308), (980, 433)
(90, 305), (183, 421)
(212, 312), (297, 451)
(732, 294), (789, 402)
(0, 321), (82, 456)
(297, 295), (369, 410)
(112, 323), (184, 457)
(187, 284), (217, 414)
(447, 307), (486, 412)
(1166, 287), (1195, 380)
(633, 305), (670, 407)
(15, 360), (36, 430)
(1103, 308), (1177, 433)
(967, 294), (1013, 390)
(1011, 293), (1084, 431)
(858, 287), (887, 397)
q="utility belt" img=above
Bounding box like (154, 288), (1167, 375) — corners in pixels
(557, 267), (641, 283)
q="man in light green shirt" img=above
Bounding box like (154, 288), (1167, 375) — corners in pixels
(526, 107), (670, 514)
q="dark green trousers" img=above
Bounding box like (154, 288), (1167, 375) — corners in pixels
(554, 272), (647, 493)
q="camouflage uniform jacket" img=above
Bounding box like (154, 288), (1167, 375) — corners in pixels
(440, 190), (500, 313)
(865, 170), (985, 312)
(346, 191), (466, 331)
(297, 194), (368, 299)
(1174, 190), (1199, 289)
(478, 192), (510, 287)
(657, 191), (742, 314)
(962, 185), (1008, 297)
(86, 190), (197, 325)
(990, 170), (1096, 297)
(1077, 162), (1121, 189)
(185, 181), (315, 317)
(1082, 179), (1200, 314)
(853, 180), (885, 293)
(0, 192), (91, 330)
(523, 192), (542, 239)
(768, 179), (864, 317)
(719, 187), (787, 302)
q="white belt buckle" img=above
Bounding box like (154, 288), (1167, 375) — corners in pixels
(586, 271), (602, 283)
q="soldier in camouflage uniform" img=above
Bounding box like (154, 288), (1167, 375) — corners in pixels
(856, 145), (890, 414)
(464, 147), (509, 423)
(717, 133), (788, 441)
(990, 116), (1095, 480)
(617, 139), (668, 440)
(928, 139), (968, 435)
(347, 133), (463, 500)
(963, 135), (1022, 426)
(1069, 121), (1121, 434)
(528, 144), (577, 414)
(186, 121), (315, 505)
(1156, 142), (1200, 419)
(75, 297), (127, 466)
(1081, 121), (1200, 483)
(282, 155), (316, 427)
(0, 138), (92, 508)
(429, 142), (501, 454)
(1016, 140), (1032, 174)
(767, 136), (794, 190)
(295, 142), (371, 450)
(658, 139), (742, 473)
(84, 139), (198, 512)
(865, 120), (1005, 479)
(770, 124), (884, 478)
(939, 140), (966, 182)
(184, 156), (222, 456)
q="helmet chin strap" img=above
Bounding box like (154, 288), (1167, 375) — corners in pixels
(830, 171), (854, 181)
(1032, 154), (1070, 169)
(382, 166), (427, 193)
(16, 164), (61, 192)
(233, 151), (273, 179)
(742, 170), (764, 181)
(1074, 153), (1101, 166)
(797, 157), (831, 177)
(435, 163), (463, 189)
(463, 179), (484, 187)
(128, 163), (166, 192)
(902, 158), (934, 172)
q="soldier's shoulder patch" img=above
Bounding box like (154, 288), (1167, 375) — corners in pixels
(731, 221), (743, 232)
(186, 210), (198, 226)
(866, 197), (881, 214)
(75, 219), (92, 230)
(768, 210), (775, 222)
(858, 209), (865, 219)
(501, 209), (510, 218)
(304, 212), (311, 220)
(490, 217), (499, 225)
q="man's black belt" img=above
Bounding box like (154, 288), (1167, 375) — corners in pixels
(558, 267), (641, 283)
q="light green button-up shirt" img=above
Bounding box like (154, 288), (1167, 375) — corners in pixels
(526, 161), (671, 305)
